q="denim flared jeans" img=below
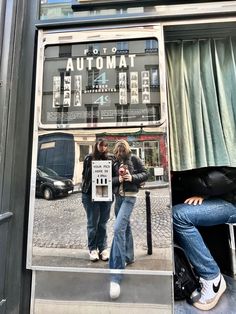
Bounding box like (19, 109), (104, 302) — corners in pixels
(173, 198), (236, 280)
(109, 195), (136, 283)
(82, 193), (112, 252)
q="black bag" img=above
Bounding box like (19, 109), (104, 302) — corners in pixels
(174, 244), (201, 303)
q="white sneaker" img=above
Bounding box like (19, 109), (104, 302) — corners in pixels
(89, 250), (99, 262)
(193, 274), (226, 311)
(110, 282), (120, 299)
(100, 249), (109, 261)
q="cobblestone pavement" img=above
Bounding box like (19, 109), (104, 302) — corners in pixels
(32, 187), (172, 250)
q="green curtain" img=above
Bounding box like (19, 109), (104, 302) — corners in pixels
(166, 38), (236, 171)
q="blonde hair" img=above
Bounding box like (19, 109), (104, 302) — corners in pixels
(113, 139), (131, 159)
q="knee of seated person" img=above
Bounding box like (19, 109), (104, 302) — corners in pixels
(172, 204), (186, 221)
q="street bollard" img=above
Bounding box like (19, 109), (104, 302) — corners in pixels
(145, 190), (152, 255)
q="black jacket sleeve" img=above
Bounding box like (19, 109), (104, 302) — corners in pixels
(131, 155), (148, 185)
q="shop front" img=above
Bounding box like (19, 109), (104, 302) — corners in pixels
(2, 1), (236, 313)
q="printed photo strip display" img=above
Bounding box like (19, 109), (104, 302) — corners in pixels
(63, 76), (71, 107)
(130, 72), (139, 104)
(119, 72), (127, 105)
(52, 76), (61, 108)
(74, 75), (82, 107)
(141, 71), (150, 104)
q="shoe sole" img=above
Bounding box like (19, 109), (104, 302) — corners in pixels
(193, 276), (226, 311)
(90, 256), (99, 262)
(100, 257), (109, 261)
(110, 293), (120, 300)
(99, 251), (109, 261)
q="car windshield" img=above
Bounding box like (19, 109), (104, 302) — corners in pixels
(38, 167), (59, 177)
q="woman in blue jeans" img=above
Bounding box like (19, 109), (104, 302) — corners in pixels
(109, 139), (148, 299)
(172, 167), (236, 311)
(82, 139), (113, 262)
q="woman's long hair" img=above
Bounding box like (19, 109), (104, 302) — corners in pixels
(92, 140), (108, 160)
(113, 139), (131, 161)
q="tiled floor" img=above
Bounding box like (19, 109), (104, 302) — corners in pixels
(174, 275), (236, 314)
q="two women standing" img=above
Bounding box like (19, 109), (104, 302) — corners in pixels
(82, 138), (148, 300)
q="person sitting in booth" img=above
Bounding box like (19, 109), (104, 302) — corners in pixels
(172, 166), (236, 311)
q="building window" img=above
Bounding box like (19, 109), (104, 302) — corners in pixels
(116, 41), (129, 54)
(144, 66), (159, 87)
(89, 10), (100, 16)
(59, 45), (72, 58)
(145, 39), (158, 53)
(87, 68), (100, 88)
(144, 141), (160, 167)
(116, 8), (127, 14)
(147, 104), (161, 122)
(79, 145), (90, 162)
(86, 43), (100, 56)
(115, 104), (129, 122)
(85, 104), (99, 123)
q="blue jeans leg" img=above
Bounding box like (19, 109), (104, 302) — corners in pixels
(82, 193), (112, 252)
(173, 198), (236, 280)
(109, 196), (136, 283)
(96, 201), (112, 252)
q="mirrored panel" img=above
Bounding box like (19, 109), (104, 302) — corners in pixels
(27, 27), (172, 275)
(31, 128), (171, 271)
(32, 271), (173, 312)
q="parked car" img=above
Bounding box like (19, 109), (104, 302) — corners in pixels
(36, 166), (74, 200)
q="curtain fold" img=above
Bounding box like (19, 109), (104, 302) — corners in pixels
(166, 38), (236, 171)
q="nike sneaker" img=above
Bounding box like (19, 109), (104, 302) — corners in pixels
(193, 274), (226, 311)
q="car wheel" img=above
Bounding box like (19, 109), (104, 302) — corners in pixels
(43, 187), (53, 200)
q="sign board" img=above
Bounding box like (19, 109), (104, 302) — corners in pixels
(154, 167), (164, 176)
(92, 160), (112, 201)
(38, 34), (162, 129)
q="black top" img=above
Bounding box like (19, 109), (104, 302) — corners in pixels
(112, 154), (148, 195)
(171, 166), (236, 205)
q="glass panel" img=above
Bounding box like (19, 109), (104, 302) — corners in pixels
(40, 38), (161, 128)
(32, 271), (172, 312)
(28, 30), (172, 311)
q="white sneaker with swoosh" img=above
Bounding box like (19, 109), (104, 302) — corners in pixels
(193, 274), (226, 311)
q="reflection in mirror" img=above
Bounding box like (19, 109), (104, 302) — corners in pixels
(40, 37), (161, 128)
(29, 30), (172, 274)
(32, 128), (171, 271)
